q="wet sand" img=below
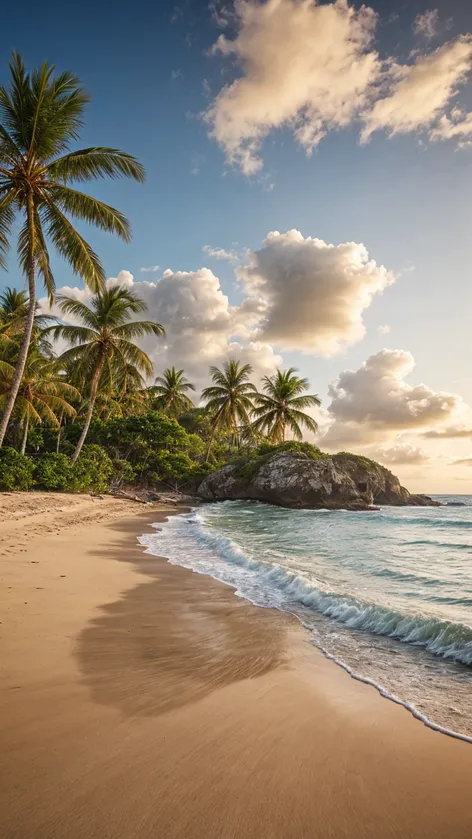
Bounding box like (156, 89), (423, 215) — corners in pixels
(1, 494), (472, 838)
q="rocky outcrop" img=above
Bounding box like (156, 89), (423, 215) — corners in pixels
(198, 451), (438, 510)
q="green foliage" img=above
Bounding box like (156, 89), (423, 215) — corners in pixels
(252, 368), (320, 443)
(334, 452), (383, 470)
(232, 441), (330, 481)
(35, 453), (72, 490)
(93, 411), (204, 483)
(0, 52), (146, 447)
(0, 447), (35, 491)
(69, 445), (113, 492)
(111, 458), (136, 486)
(34, 446), (113, 492)
(25, 425), (44, 451)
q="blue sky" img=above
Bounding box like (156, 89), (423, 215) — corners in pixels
(1, 0), (472, 489)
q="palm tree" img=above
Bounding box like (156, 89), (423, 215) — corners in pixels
(201, 359), (256, 458)
(88, 363), (149, 420)
(48, 286), (164, 462)
(151, 367), (195, 417)
(0, 345), (79, 454)
(252, 368), (321, 443)
(0, 52), (145, 446)
(0, 287), (29, 330)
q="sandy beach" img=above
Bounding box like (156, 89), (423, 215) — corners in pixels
(1, 493), (472, 838)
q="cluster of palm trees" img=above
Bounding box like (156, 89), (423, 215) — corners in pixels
(0, 52), (151, 453)
(1, 278), (320, 460)
(201, 360), (320, 457)
(0, 53), (320, 466)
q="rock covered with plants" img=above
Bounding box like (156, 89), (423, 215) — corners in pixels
(198, 442), (438, 510)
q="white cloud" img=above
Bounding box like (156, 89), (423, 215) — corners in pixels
(422, 425), (472, 439)
(42, 269), (281, 390)
(205, 0), (472, 171)
(430, 106), (472, 145)
(377, 324), (390, 335)
(452, 457), (472, 466)
(140, 265), (160, 273)
(240, 230), (394, 355)
(38, 228), (397, 388)
(414, 10), (439, 40)
(205, 0), (381, 174)
(202, 245), (240, 264)
(368, 443), (430, 465)
(322, 349), (460, 447)
(361, 37), (472, 142)
(171, 69), (182, 81)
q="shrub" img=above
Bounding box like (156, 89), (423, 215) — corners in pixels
(69, 445), (113, 493)
(111, 458), (136, 486)
(35, 453), (73, 490)
(0, 447), (35, 491)
(232, 441), (330, 481)
(335, 452), (383, 469)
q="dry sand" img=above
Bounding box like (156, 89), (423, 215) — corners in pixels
(1, 492), (472, 838)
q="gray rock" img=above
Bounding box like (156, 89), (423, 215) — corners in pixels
(198, 451), (438, 510)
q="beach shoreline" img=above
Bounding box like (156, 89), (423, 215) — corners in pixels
(1, 493), (472, 838)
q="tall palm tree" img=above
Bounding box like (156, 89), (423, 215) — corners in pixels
(151, 367), (195, 417)
(201, 359), (256, 458)
(0, 345), (79, 453)
(0, 52), (145, 446)
(252, 368), (321, 443)
(48, 286), (164, 462)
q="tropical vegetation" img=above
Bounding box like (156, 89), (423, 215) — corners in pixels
(0, 52), (323, 494)
(0, 52), (145, 446)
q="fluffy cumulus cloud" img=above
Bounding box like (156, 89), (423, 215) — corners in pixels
(41, 230), (397, 383)
(322, 349), (460, 447)
(41, 269), (281, 390)
(240, 230), (394, 355)
(205, 0), (472, 172)
(205, 0), (381, 174)
(361, 37), (472, 142)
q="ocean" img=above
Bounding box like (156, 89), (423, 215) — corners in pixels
(139, 496), (472, 741)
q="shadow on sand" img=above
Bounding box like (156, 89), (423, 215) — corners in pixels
(75, 512), (288, 717)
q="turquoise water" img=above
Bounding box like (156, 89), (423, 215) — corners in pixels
(140, 497), (472, 738)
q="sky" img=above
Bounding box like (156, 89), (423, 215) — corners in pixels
(1, 0), (472, 492)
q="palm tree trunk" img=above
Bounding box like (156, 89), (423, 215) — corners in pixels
(20, 417), (29, 456)
(56, 411), (64, 454)
(0, 196), (36, 448)
(205, 424), (218, 462)
(71, 358), (103, 464)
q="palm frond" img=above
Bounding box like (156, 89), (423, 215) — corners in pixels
(46, 147), (146, 183)
(0, 125), (22, 165)
(112, 320), (165, 340)
(41, 200), (105, 291)
(47, 185), (132, 242)
(54, 295), (99, 329)
(0, 53), (30, 147)
(0, 191), (15, 270)
(45, 323), (98, 346)
(113, 339), (154, 377)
